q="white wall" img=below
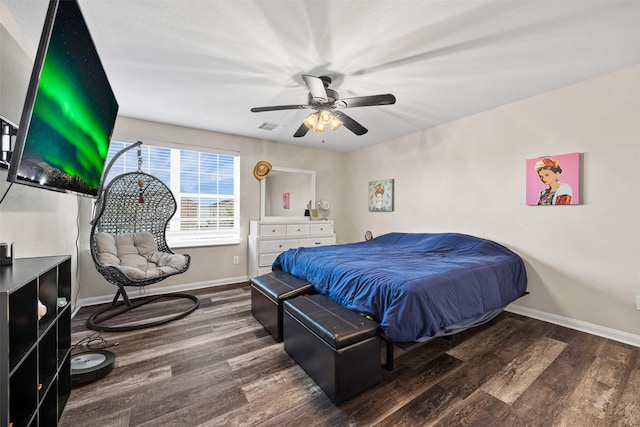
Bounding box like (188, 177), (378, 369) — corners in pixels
(343, 66), (640, 338)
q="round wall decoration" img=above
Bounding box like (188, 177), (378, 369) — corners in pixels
(253, 161), (272, 180)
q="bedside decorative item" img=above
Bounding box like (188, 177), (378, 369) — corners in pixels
(368, 179), (394, 212)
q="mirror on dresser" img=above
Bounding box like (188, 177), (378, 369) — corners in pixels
(260, 166), (316, 220)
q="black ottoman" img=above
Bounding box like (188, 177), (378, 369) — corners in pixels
(283, 294), (381, 404)
(250, 271), (314, 342)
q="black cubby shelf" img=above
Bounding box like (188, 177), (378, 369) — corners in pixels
(1, 256), (72, 427)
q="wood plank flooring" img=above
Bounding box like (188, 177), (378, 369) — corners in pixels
(60, 283), (640, 426)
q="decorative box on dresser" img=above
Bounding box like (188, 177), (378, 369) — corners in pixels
(248, 220), (336, 278)
(0, 256), (72, 427)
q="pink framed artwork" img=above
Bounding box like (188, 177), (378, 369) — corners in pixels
(526, 152), (581, 205)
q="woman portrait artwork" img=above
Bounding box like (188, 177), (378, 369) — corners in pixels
(368, 179), (394, 211)
(526, 153), (580, 206)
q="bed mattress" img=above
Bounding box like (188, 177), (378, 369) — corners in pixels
(273, 232), (527, 342)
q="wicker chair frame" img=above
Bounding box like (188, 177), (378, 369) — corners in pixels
(87, 170), (198, 332)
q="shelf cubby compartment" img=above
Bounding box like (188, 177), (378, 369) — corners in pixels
(39, 324), (58, 401)
(9, 347), (38, 427)
(38, 266), (59, 335)
(57, 305), (72, 368)
(58, 354), (71, 420)
(57, 258), (72, 305)
(40, 376), (59, 427)
(9, 279), (38, 371)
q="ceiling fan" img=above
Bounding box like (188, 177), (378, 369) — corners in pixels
(250, 75), (396, 137)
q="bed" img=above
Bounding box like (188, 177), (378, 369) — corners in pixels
(272, 232), (528, 343)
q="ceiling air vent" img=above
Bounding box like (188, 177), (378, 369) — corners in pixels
(258, 122), (284, 132)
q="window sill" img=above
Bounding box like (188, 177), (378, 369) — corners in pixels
(168, 237), (241, 249)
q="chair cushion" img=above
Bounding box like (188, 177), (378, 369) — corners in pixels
(95, 231), (187, 280)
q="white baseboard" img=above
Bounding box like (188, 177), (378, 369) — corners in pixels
(75, 275), (249, 309)
(74, 282), (639, 348)
(506, 304), (640, 348)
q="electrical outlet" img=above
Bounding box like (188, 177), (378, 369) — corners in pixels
(636, 295), (640, 311)
(233, 256), (239, 265)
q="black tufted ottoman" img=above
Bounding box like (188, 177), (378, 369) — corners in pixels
(250, 271), (314, 342)
(283, 294), (381, 404)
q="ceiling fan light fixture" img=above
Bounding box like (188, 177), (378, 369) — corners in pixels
(251, 74), (395, 138)
(303, 113), (319, 129)
(315, 122), (327, 133)
(319, 110), (333, 124)
(303, 111), (340, 133)
(311, 110), (341, 132)
(329, 116), (342, 131)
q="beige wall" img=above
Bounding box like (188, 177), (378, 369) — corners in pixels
(0, 11), (346, 305)
(77, 117), (346, 300)
(343, 66), (640, 337)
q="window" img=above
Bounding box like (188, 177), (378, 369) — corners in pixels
(103, 141), (240, 247)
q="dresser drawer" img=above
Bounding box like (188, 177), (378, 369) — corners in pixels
(260, 239), (300, 253)
(259, 224), (287, 236)
(287, 224), (310, 235)
(259, 252), (282, 267)
(310, 222), (333, 235)
(299, 236), (335, 247)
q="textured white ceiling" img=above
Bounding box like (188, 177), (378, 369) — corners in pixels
(4, 0), (640, 152)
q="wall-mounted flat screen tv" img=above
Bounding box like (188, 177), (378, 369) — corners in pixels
(7, 0), (118, 197)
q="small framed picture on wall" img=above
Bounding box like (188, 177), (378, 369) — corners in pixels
(368, 179), (394, 212)
(526, 152), (581, 205)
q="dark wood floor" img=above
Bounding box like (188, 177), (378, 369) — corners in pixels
(60, 283), (639, 426)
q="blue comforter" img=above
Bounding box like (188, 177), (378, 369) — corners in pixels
(273, 232), (527, 342)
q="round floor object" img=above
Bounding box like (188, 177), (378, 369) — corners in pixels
(71, 350), (115, 387)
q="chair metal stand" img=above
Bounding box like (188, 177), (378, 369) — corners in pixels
(87, 287), (199, 332)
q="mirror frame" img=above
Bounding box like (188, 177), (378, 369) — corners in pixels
(260, 166), (316, 221)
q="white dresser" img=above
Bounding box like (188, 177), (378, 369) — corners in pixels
(248, 220), (336, 278)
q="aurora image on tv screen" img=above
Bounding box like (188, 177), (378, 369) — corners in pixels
(9, 0), (118, 197)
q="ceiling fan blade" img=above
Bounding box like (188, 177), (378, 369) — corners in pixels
(293, 123), (310, 138)
(334, 94), (396, 109)
(250, 104), (312, 112)
(332, 111), (368, 135)
(302, 75), (328, 102)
